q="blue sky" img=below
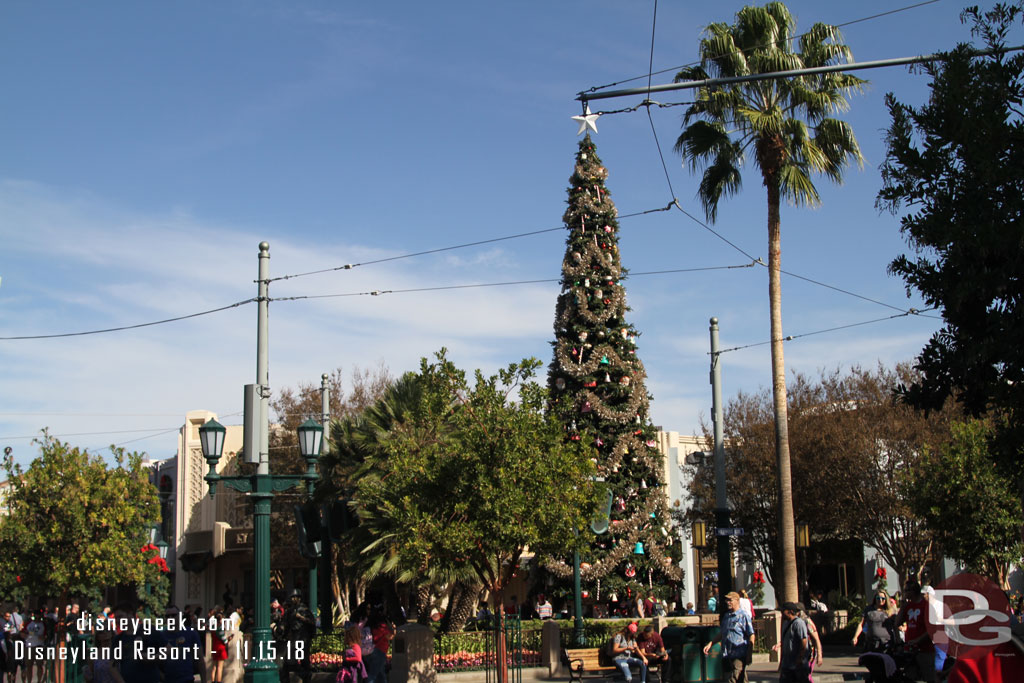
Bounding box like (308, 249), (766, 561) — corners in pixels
(0, 1), (997, 462)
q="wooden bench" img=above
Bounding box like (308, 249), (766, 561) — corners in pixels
(563, 648), (618, 682)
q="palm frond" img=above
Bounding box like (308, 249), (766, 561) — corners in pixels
(699, 155), (744, 222)
(799, 23), (854, 67)
(778, 164), (821, 207)
(674, 65), (708, 83)
(677, 3), (864, 217)
(674, 120), (731, 166)
(814, 118), (864, 177)
(741, 105), (786, 135)
(703, 29), (746, 77)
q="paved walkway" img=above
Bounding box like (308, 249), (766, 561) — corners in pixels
(745, 653), (866, 682)
(433, 651), (872, 683)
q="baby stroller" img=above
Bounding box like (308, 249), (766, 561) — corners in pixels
(858, 622), (922, 683)
(858, 641), (921, 683)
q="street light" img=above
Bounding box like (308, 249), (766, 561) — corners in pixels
(796, 523), (810, 606)
(692, 521), (707, 549)
(297, 419), (323, 469)
(795, 524), (810, 549)
(199, 242), (323, 683)
(297, 418), (324, 624)
(201, 416), (323, 682)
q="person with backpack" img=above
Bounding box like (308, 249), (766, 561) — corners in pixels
(779, 602), (810, 683)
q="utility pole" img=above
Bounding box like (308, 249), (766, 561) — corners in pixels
(316, 373), (330, 629)
(200, 243), (323, 683)
(710, 317), (733, 611)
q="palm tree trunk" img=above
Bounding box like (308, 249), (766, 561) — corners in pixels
(767, 179), (799, 605)
(413, 584), (433, 625)
(441, 580), (481, 633)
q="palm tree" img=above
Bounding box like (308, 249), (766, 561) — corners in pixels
(325, 372), (482, 629)
(674, 1), (864, 603)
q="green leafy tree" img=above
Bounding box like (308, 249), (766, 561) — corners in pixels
(547, 135), (683, 595)
(673, 1), (865, 602)
(324, 372), (469, 626)
(877, 4), (1024, 482)
(0, 433), (164, 615)
(908, 419), (1024, 588)
(681, 364), (953, 591)
(350, 352), (597, 621)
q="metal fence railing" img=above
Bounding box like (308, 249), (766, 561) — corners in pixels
(752, 616), (772, 653)
(433, 627), (542, 673)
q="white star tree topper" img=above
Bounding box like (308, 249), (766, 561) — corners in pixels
(572, 105), (600, 135)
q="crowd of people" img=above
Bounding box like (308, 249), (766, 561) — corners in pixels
(0, 590), (362, 683)
(850, 579), (1024, 683)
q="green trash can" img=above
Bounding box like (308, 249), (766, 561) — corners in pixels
(661, 625), (723, 683)
(702, 626), (723, 682)
(660, 626), (691, 683)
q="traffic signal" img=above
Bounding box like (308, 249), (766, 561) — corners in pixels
(294, 501), (322, 559)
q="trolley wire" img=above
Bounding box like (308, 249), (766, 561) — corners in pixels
(577, 0), (944, 97)
(715, 307), (939, 354)
(0, 298), (256, 341)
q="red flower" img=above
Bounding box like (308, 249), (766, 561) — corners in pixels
(875, 567), (887, 579)
(146, 556), (169, 573)
(140, 543), (158, 554)
(752, 571), (765, 585)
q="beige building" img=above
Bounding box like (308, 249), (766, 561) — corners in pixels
(166, 410), (307, 612)
(655, 430), (713, 610)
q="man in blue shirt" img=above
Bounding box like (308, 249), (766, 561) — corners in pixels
(703, 592), (755, 683)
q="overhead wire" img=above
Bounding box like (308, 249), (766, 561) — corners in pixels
(0, 207), (667, 340)
(0, 411), (189, 417)
(92, 427), (188, 452)
(643, 0), (679, 200)
(1, 427), (193, 441)
(7, 411), (245, 454)
(267, 207), (678, 284)
(577, 0), (944, 97)
(626, 1), (930, 318)
(714, 307), (940, 355)
(270, 262), (759, 302)
(667, 200), (921, 313)
(0, 298), (256, 341)
(267, 226), (562, 283)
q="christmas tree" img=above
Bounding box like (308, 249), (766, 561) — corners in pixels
(547, 135), (682, 598)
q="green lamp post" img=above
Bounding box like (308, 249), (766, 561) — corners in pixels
(297, 418), (323, 625)
(200, 416), (322, 683)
